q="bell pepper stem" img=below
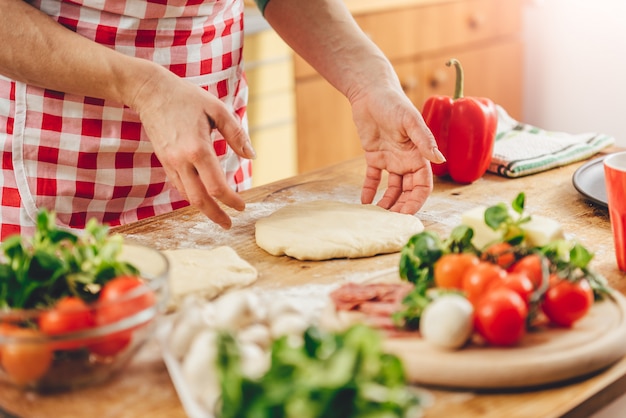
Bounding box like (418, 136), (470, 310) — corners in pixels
(446, 59), (464, 100)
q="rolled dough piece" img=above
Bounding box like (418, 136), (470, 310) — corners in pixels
(255, 200), (425, 261)
(163, 246), (258, 306)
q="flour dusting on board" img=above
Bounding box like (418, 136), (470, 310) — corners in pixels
(257, 283), (339, 321)
(124, 201), (284, 250)
(122, 182), (363, 250)
(261, 180), (360, 206)
(122, 180), (491, 251)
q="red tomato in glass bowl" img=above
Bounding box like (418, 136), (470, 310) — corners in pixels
(87, 276), (156, 357)
(462, 261), (507, 306)
(39, 296), (96, 350)
(541, 275), (594, 328)
(474, 287), (528, 346)
(0, 327), (53, 386)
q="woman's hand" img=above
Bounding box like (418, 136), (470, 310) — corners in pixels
(350, 82), (445, 214)
(129, 66), (256, 229)
(262, 0), (444, 216)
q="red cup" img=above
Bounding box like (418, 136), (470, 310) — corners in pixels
(604, 152), (626, 271)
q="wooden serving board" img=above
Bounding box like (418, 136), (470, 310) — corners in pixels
(382, 291), (626, 390)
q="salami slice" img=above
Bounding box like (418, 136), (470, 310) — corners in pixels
(328, 282), (414, 332)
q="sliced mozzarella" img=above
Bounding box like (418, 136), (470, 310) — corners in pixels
(460, 206), (502, 249)
(523, 214), (565, 247)
(461, 205), (564, 249)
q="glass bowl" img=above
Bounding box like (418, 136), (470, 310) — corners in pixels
(0, 243), (169, 392)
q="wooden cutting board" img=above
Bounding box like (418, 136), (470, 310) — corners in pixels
(382, 291), (626, 390)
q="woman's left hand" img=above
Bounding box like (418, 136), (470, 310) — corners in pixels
(350, 83), (445, 214)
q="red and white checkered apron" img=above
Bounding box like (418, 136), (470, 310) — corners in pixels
(0, 0), (251, 239)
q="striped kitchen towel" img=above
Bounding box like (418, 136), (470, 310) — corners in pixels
(488, 105), (615, 178)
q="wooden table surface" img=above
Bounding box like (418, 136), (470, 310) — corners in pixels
(1, 148), (624, 418)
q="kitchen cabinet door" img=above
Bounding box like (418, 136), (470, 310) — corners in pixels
(294, 78), (362, 174)
(419, 39), (524, 118)
(295, 60), (426, 174)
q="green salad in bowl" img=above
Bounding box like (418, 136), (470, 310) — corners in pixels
(0, 210), (169, 392)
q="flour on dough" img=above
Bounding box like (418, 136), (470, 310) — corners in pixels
(163, 246), (258, 306)
(255, 200), (424, 261)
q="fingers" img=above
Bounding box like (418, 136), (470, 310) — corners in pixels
(395, 166), (433, 214)
(375, 173), (402, 210)
(390, 173), (433, 214)
(371, 165), (433, 215)
(174, 96), (249, 227)
(157, 114), (246, 228)
(405, 111), (446, 164)
(176, 157), (245, 229)
(168, 175), (234, 230)
(192, 150), (245, 212)
(361, 165), (382, 205)
(212, 109), (257, 160)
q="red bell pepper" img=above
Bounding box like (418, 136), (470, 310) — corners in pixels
(422, 59), (497, 184)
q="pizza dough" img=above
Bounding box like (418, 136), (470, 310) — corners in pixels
(163, 246), (258, 306)
(255, 200), (425, 260)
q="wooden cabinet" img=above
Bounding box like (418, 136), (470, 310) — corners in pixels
(243, 27), (297, 187)
(294, 0), (524, 174)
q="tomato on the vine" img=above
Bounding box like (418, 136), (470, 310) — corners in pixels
(39, 296), (96, 350)
(494, 272), (534, 304)
(481, 242), (515, 269)
(88, 276), (156, 357)
(462, 261), (507, 306)
(434, 253), (480, 289)
(509, 254), (544, 289)
(1, 327), (53, 385)
(474, 287), (528, 346)
(541, 275), (594, 327)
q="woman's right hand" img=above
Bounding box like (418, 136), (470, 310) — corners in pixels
(128, 65), (256, 229)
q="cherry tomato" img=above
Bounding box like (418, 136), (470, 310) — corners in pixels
(434, 253), (480, 289)
(0, 323), (20, 364)
(1, 327), (53, 386)
(482, 242), (515, 269)
(87, 331), (132, 357)
(39, 296), (96, 350)
(88, 276), (156, 357)
(541, 275), (594, 327)
(509, 254), (544, 289)
(462, 261), (507, 306)
(494, 272), (535, 304)
(474, 287), (528, 346)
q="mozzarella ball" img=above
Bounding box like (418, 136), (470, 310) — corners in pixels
(419, 294), (474, 350)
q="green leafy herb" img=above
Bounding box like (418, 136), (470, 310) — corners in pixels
(392, 289), (431, 331)
(483, 192), (531, 245)
(539, 240), (610, 299)
(396, 225), (478, 330)
(216, 325), (424, 418)
(0, 210), (138, 309)
(399, 225), (477, 287)
(398, 231), (443, 287)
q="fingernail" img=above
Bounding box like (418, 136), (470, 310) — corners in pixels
(432, 147), (446, 163)
(244, 141), (257, 160)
